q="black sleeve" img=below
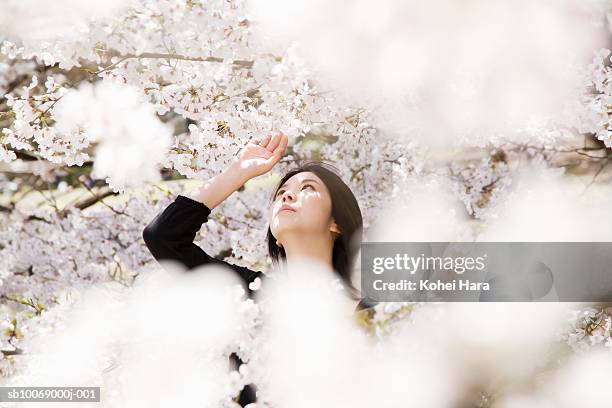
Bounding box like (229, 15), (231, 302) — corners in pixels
(142, 194), (264, 289)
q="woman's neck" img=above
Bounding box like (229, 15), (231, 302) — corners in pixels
(281, 233), (335, 274)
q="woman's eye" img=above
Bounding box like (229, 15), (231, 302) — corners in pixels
(276, 184), (313, 198)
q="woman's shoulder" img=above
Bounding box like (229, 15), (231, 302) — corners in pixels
(355, 296), (379, 312)
(354, 296), (378, 330)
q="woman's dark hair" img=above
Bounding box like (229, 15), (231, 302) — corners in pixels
(266, 161), (363, 300)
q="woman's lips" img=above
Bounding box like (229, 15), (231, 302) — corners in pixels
(278, 204), (296, 214)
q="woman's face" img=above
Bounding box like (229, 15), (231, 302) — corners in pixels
(268, 171), (339, 243)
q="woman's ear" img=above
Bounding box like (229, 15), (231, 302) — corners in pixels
(330, 220), (342, 236)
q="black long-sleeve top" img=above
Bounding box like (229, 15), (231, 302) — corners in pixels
(142, 193), (376, 405)
(142, 194), (264, 291)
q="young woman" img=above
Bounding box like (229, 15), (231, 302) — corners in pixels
(142, 131), (376, 406)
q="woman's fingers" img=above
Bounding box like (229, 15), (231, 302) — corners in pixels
(265, 133), (287, 166)
(265, 131), (283, 153)
(253, 131), (282, 151)
(259, 134), (271, 147)
(276, 132), (288, 155)
(250, 134), (270, 146)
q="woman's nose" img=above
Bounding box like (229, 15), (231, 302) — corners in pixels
(282, 192), (295, 202)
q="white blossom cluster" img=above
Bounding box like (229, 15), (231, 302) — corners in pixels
(1, 265), (268, 407)
(449, 151), (513, 220)
(558, 306), (612, 352)
(0, 190), (172, 371)
(1, 75), (173, 192)
(572, 48), (612, 148)
(248, 0), (610, 152)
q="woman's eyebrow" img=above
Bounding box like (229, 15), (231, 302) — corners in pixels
(300, 178), (320, 185)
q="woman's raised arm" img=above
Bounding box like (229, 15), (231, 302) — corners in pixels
(188, 131), (288, 208)
(142, 131), (287, 291)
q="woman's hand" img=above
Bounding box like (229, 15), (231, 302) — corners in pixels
(231, 131), (288, 181)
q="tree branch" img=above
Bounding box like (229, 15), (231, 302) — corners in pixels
(93, 52), (254, 76)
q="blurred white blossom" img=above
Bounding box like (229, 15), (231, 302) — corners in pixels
(52, 81), (173, 193)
